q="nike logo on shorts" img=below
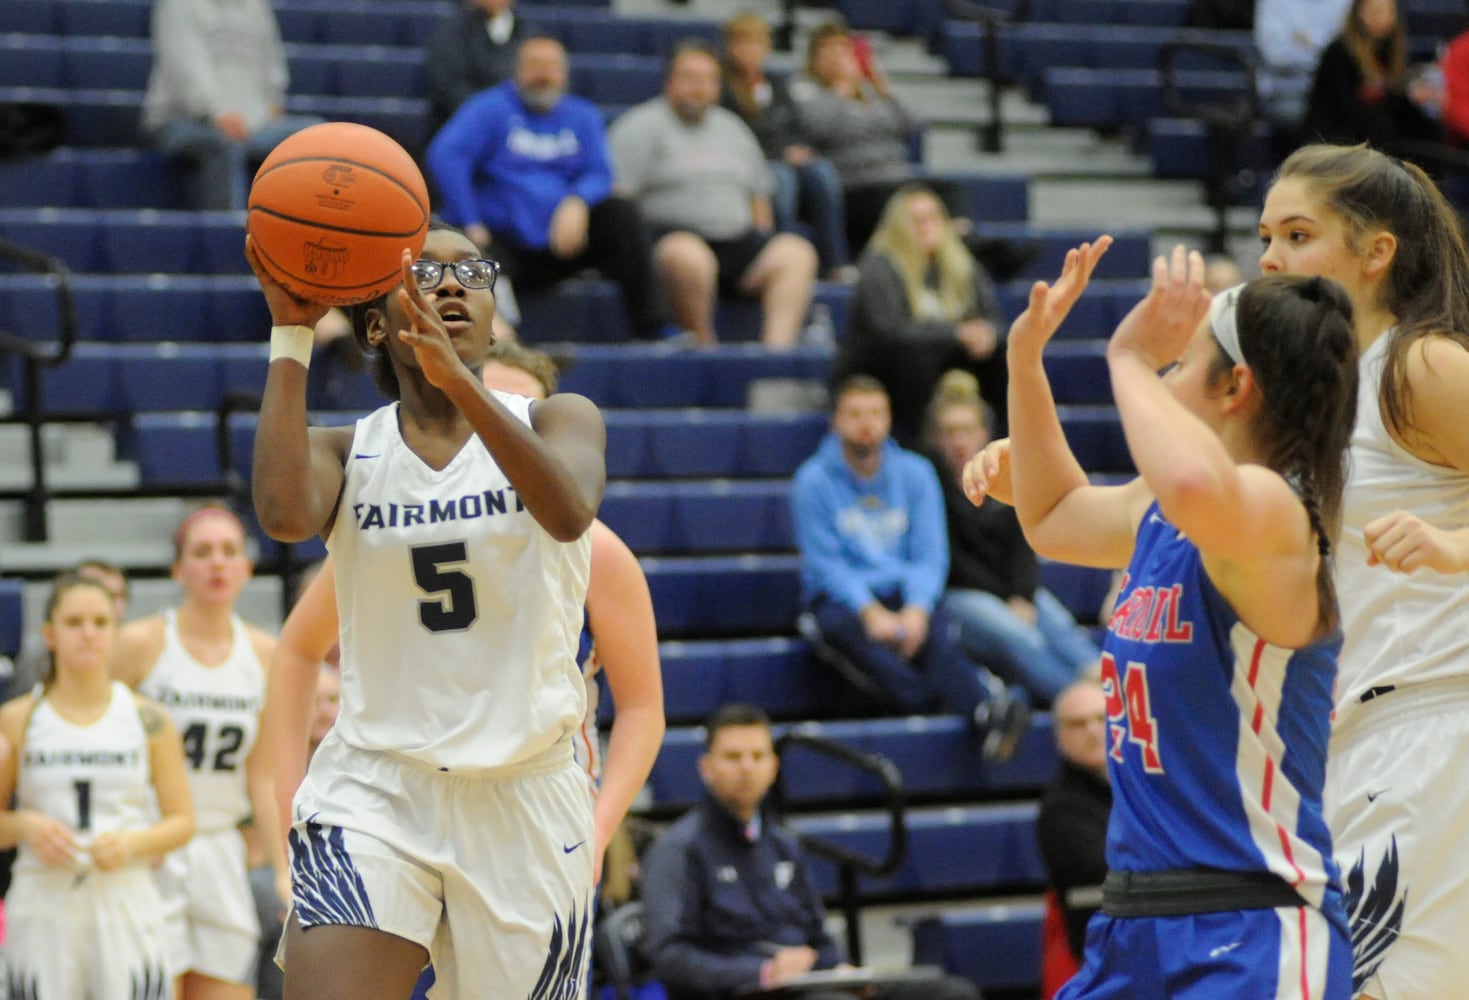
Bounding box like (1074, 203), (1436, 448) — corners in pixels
(353, 453), (380, 460)
(563, 840), (586, 854)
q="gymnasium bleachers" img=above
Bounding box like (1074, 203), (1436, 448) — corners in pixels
(0, 1), (1167, 995)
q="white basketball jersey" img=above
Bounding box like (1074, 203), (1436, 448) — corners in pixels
(15, 681), (153, 875)
(328, 398), (591, 770)
(138, 610), (264, 831)
(1334, 333), (1469, 728)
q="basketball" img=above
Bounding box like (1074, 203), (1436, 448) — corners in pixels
(247, 122), (430, 306)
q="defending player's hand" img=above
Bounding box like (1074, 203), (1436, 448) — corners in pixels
(244, 235), (332, 330)
(1109, 244), (1210, 372)
(22, 810), (78, 868)
(1007, 235), (1113, 365)
(1365, 510), (1469, 574)
(962, 437), (1014, 508)
(393, 249), (469, 392)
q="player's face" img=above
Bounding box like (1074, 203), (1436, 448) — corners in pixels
(1258, 178), (1369, 304)
(1161, 318), (1229, 425)
(43, 584), (116, 677)
(78, 565), (128, 622)
(172, 513), (253, 609)
(832, 388), (892, 458)
(381, 231), (498, 368)
(482, 361), (548, 401)
(905, 192), (947, 256)
(699, 724), (779, 821)
(1054, 682), (1107, 776)
(932, 402), (988, 478)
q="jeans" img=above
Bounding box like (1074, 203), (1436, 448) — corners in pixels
(147, 114), (324, 210)
(768, 157), (848, 273)
(942, 587), (1100, 706)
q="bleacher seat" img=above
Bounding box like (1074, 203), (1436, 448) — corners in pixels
(598, 480), (793, 554)
(0, 579), (22, 658)
(653, 637), (874, 724)
(912, 903), (1047, 993)
(0, 149), (190, 210)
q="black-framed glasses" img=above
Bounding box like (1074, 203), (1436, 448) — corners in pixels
(411, 258), (501, 292)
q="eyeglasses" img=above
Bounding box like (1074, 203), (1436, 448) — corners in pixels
(410, 258), (501, 292)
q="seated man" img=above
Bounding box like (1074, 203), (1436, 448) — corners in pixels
(791, 376), (1029, 762)
(428, 36), (664, 339)
(609, 39), (817, 348)
(641, 702), (983, 1000)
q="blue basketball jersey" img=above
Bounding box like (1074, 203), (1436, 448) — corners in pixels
(1099, 501), (1344, 925)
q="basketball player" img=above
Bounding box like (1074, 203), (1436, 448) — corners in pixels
(1258, 143), (1469, 999)
(966, 242), (1358, 997)
(245, 220), (607, 1000)
(262, 341), (663, 888)
(111, 504), (285, 1000)
(0, 572), (194, 999)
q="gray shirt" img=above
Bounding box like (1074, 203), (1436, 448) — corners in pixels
(608, 98), (772, 241)
(789, 75), (917, 190)
(142, 0), (290, 133)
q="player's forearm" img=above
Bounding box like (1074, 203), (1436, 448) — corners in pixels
(132, 812), (194, 861)
(592, 705), (664, 849)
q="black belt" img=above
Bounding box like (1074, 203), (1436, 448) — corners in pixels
(1359, 684), (1396, 703)
(1102, 868), (1306, 918)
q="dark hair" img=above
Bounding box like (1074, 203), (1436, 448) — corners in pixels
(703, 702), (772, 749)
(664, 37), (720, 84)
(1272, 144), (1469, 439)
(832, 373), (888, 410)
(348, 219), (478, 401)
(1204, 274), (1359, 632)
(39, 571), (117, 689)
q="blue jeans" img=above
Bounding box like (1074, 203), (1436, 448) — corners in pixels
(942, 587), (1100, 706)
(809, 596), (990, 720)
(146, 113), (324, 210)
(768, 157), (848, 272)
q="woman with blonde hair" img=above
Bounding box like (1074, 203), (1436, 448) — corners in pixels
(926, 370), (1099, 706)
(842, 184), (1004, 444)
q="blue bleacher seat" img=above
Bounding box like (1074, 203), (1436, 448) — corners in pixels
(598, 480), (793, 554)
(652, 637), (875, 724)
(0, 579), (23, 658)
(56, 0), (150, 37)
(642, 554), (802, 638)
(602, 411), (825, 480)
(912, 903), (1046, 992)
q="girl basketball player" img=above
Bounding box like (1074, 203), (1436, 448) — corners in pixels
(1258, 143), (1469, 999)
(245, 220), (607, 1000)
(965, 242), (1358, 997)
(0, 572), (194, 999)
(111, 504), (286, 1000)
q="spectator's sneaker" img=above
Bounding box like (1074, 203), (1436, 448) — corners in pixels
(976, 682), (1032, 764)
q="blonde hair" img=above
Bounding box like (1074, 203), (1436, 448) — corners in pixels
(722, 12), (770, 117)
(925, 369), (988, 444)
(867, 185), (976, 320)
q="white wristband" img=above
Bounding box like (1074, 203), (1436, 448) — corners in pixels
(269, 324), (315, 368)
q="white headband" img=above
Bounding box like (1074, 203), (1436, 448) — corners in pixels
(1207, 283), (1247, 366)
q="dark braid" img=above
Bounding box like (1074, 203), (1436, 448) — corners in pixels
(1207, 275), (1359, 633)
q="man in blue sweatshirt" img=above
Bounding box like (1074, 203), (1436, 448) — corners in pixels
(426, 36), (662, 338)
(791, 376), (1028, 762)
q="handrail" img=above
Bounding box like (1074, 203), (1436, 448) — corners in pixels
(943, 0), (1032, 152)
(0, 236), (78, 542)
(771, 730), (908, 965)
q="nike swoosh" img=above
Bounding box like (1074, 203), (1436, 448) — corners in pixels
(352, 453), (380, 460)
(1367, 788), (1389, 803)
(1208, 942), (1242, 958)
(562, 840), (586, 854)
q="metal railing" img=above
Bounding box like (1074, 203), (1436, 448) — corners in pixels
(944, 0), (1033, 152)
(0, 236), (77, 542)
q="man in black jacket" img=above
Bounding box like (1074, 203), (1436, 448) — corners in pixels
(641, 704), (981, 1000)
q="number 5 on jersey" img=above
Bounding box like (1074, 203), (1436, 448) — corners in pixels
(1100, 653), (1164, 773)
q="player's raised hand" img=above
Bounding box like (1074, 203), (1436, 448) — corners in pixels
(962, 437), (1014, 508)
(1109, 245), (1210, 371)
(244, 235), (331, 330)
(394, 249), (467, 391)
(1007, 236), (1113, 365)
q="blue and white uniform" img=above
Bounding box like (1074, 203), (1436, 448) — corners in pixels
(1324, 331), (1469, 998)
(140, 609), (265, 986)
(289, 396), (595, 1000)
(6, 682), (171, 1000)
(1059, 501), (1352, 1000)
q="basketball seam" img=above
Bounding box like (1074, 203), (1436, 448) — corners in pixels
(248, 205), (426, 241)
(253, 156), (430, 212)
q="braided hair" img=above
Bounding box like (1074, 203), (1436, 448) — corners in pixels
(1205, 275), (1359, 632)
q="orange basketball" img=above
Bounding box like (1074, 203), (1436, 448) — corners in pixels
(246, 122), (430, 306)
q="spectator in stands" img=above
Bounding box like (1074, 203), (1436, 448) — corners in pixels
(1035, 678), (1111, 970)
(927, 371), (1100, 707)
(609, 39), (818, 348)
(640, 702), (982, 1000)
(1254, 0), (1353, 141)
(423, 0), (535, 139)
(791, 20), (963, 256)
(791, 376), (1030, 763)
(428, 37), (665, 340)
(5, 559), (130, 702)
(1303, 0), (1441, 154)
(843, 184), (1006, 446)
(721, 12), (850, 279)
(1203, 253), (1246, 294)
(141, 0), (323, 211)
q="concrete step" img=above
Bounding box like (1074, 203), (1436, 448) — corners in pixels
(0, 496), (194, 546)
(0, 423), (140, 491)
(925, 124), (1150, 178)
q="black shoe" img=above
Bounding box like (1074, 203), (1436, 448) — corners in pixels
(977, 683), (1032, 764)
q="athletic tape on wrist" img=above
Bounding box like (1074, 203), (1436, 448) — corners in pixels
(269, 325), (315, 368)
